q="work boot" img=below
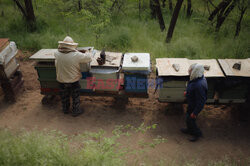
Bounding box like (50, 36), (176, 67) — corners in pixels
(72, 109), (84, 117)
(189, 135), (200, 142)
(180, 128), (191, 135)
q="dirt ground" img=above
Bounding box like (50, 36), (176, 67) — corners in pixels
(0, 54), (250, 165)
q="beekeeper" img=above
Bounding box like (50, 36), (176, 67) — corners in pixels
(181, 63), (208, 142)
(54, 36), (92, 117)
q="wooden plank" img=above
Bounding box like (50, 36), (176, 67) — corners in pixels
(218, 59), (250, 77)
(30, 49), (123, 68)
(219, 99), (246, 104)
(0, 38), (9, 52)
(4, 57), (19, 78)
(159, 88), (186, 102)
(189, 59), (225, 77)
(30, 49), (57, 61)
(156, 58), (189, 76)
(163, 81), (187, 88)
(90, 51), (123, 68)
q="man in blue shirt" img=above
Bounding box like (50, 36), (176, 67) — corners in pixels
(181, 63), (208, 142)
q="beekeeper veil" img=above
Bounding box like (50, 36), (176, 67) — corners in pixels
(189, 63), (204, 81)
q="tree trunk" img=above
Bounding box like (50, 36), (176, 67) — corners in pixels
(78, 0), (82, 11)
(208, 0), (232, 21)
(166, 0), (184, 43)
(162, 0), (166, 7)
(139, 0), (141, 19)
(24, 0), (35, 22)
(13, 0), (27, 18)
(186, 0), (192, 17)
(111, 0), (118, 11)
(150, 0), (157, 19)
(154, 0), (165, 31)
(13, 0), (36, 31)
(168, 0), (173, 11)
(234, 7), (246, 37)
(215, 0), (236, 32)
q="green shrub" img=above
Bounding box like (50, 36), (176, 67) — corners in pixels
(101, 27), (132, 51)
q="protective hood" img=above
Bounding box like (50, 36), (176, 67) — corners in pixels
(189, 63), (204, 81)
(58, 44), (77, 53)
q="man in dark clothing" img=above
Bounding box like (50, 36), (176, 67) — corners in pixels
(181, 63), (208, 142)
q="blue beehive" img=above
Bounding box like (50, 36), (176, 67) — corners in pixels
(122, 53), (151, 94)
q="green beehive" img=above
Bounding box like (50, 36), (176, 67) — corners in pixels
(35, 62), (57, 79)
(218, 59), (250, 103)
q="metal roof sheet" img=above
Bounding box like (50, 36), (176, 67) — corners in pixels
(189, 59), (225, 77)
(218, 59), (250, 77)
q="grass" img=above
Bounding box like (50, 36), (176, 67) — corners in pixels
(0, 127), (249, 166)
(0, 124), (168, 166)
(0, 0), (249, 60)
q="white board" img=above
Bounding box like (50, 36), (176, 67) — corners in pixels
(156, 58), (189, 76)
(218, 59), (250, 77)
(122, 53), (150, 71)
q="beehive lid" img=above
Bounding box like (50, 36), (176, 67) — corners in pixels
(189, 59), (225, 78)
(30, 49), (57, 62)
(156, 58), (189, 76)
(30, 48), (95, 62)
(0, 41), (18, 65)
(218, 59), (250, 77)
(90, 51), (122, 68)
(122, 53), (150, 71)
(0, 38), (9, 49)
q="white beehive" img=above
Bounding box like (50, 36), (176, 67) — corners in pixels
(122, 53), (151, 71)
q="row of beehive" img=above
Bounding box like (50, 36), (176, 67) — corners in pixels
(0, 38), (23, 102)
(156, 58), (250, 104)
(30, 49), (151, 95)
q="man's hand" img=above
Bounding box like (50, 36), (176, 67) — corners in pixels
(184, 91), (187, 97)
(190, 113), (196, 119)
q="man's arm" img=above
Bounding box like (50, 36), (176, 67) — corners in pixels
(193, 85), (207, 116)
(77, 51), (92, 63)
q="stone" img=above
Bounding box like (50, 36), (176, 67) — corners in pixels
(131, 55), (138, 62)
(172, 64), (180, 72)
(232, 62), (241, 70)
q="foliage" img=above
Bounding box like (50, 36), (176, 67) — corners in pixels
(0, 124), (166, 166)
(0, 0), (249, 59)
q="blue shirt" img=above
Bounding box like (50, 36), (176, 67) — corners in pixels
(186, 76), (208, 115)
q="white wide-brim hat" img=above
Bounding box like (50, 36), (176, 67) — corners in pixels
(58, 36), (78, 46)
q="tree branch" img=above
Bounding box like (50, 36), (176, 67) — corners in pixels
(13, 0), (27, 18)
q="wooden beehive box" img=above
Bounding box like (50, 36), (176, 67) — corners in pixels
(90, 51), (123, 92)
(0, 41), (19, 79)
(156, 58), (189, 102)
(122, 53), (151, 94)
(218, 59), (250, 103)
(30, 48), (96, 94)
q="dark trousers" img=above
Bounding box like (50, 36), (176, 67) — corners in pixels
(59, 81), (81, 113)
(186, 113), (202, 137)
